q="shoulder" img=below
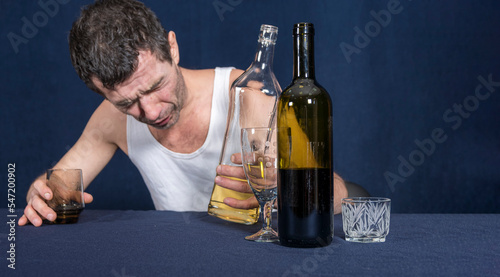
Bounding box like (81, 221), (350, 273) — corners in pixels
(91, 100), (127, 125)
(229, 68), (244, 84)
(224, 68), (243, 92)
(181, 68), (215, 93)
(182, 68), (214, 81)
(182, 67), (243, 95)
(182, 67), (242, 83)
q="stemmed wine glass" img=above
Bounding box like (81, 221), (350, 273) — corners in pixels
(240, 127), (279, 242)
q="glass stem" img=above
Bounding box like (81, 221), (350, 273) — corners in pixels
(261, 200), (273, 230)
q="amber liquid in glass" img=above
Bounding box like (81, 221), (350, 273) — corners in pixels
(44, 203), (83, 224)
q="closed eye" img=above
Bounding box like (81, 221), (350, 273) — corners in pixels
(140, 77), (164, 96)
(115, 100), (135, 110)
(113, 76), (165, 111)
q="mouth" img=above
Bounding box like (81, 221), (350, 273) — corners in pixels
(153, 115), (171, 127)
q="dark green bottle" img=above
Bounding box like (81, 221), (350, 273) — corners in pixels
(277, 22), (333, 247)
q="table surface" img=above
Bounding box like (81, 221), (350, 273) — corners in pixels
(3, 209), (499, 276)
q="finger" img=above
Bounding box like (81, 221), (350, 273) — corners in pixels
(223, 196), (259, 210)
(18, 214), (28, 226)
(33, 179), (53, 201)
(215, 174), (252, 193)
(23, 202), (44, 227)
(84, 192), (93, 204)
(247, 166), (277, 181)
(63, 189), (93, 205)
(68, 189), (86, 204)
(70, 190), (82, 204)
(31, 195), (57, 223)
(231, 153), (242, 164)
(216, 164), (246, 180)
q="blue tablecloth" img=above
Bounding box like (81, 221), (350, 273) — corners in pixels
(3, 209), (499, 276)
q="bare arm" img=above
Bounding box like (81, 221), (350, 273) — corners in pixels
(19, 100), (126, 226)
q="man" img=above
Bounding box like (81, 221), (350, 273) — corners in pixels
(19, 0), (347, 227)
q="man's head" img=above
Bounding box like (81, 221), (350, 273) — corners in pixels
(69, 0), (185, 130)
(69, 0), (172, 95)
(93, 50), (186, 130)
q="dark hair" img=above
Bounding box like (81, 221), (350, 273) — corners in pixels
(69, 0), (172, 94)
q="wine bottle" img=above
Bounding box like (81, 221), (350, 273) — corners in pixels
(208, 24), (281, 224)
(277, 22), (333, 247)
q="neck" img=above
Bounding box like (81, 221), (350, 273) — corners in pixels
(293, 32), (315, 79)
(251, 41), (276, 72)
(178, 67), (192, 105)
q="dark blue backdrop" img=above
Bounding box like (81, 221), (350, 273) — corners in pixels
(1, 0), (499, 213)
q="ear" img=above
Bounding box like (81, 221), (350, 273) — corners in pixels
(168, 31), (180, 64)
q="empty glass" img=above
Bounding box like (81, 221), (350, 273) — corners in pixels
(342, 197), (391, 243)
(241, 127), (279, 242)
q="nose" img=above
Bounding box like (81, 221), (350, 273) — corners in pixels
(139, 94), (162, 121)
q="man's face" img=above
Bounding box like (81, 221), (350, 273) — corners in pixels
(93, 50), (186, 130)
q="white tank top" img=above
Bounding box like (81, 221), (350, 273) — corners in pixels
(126, 67), (234, 211)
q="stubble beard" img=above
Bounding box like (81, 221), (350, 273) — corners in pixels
(149, 65), (187, 130)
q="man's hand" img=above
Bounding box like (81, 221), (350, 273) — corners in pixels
(214, 153), (259, 210)
(18, 177), (93, 227)
(214, 154), (347, 215)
